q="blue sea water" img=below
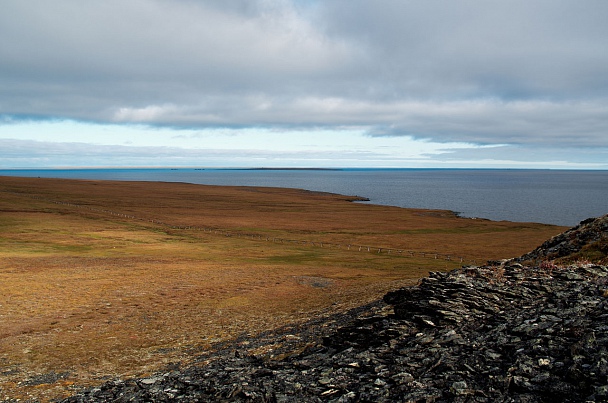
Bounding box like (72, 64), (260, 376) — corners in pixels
(1, 168), (607, 227)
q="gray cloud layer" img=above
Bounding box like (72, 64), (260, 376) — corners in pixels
(2, 0), (608, 148)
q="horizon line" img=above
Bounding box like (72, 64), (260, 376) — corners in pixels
(1, 166), (607, 171)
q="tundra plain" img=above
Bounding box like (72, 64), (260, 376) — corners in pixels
(0, 176), (566, 401)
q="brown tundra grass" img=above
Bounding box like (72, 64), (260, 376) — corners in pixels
(0, 176), (566, 402)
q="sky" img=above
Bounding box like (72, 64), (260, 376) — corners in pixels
(1, 0), (607, 169)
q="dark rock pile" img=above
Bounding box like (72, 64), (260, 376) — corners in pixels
(61, 216), (608, 402)
(515, 214), (608, 264)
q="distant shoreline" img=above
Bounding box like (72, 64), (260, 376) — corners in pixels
(219, 167), (342, 171)
(1, 168), (606, 226)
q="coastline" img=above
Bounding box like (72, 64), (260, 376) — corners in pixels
(2, 168), (607, 226)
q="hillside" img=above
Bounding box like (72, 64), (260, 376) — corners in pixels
(0, 176), (571, 401)
(60, 215), (608, 402)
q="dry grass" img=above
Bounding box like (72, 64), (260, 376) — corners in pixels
(0, 176), (566, 401)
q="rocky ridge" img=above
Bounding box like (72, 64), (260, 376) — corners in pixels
(514, 215), (608, 264)
(61, 215), (608, 402)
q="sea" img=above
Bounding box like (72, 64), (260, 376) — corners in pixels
(1, 168), (607, 227)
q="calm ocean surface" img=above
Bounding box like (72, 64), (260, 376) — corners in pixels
(1, 168), (607, 227)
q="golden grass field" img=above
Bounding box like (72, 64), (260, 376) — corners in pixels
(0, 176), (566, 402)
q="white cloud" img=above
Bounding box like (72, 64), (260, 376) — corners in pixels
(113, 105), (179, 122)
(0, 121), (472, 168)
(101, 97), (608, 148)
(1, 121), (606, 169)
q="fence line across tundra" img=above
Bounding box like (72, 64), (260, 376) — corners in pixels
(3, 190), (477, 265)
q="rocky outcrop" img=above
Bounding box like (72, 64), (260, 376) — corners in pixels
(61, 217), (608, 402)
(515, 214), (608, 264)
(377, 264), (608, 402)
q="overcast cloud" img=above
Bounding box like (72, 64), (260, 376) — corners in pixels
(1, 0), (607, 168)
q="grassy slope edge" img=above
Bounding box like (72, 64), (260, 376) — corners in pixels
(0, 176), (565, 402)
